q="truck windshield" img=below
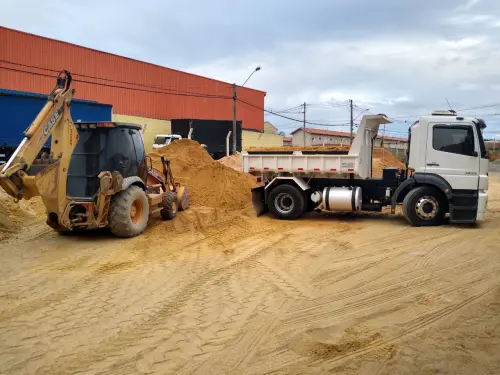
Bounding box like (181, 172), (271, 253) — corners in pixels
(154, 136), (171, 145)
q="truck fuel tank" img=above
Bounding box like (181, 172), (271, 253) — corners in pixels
(321, 187), (362, 212)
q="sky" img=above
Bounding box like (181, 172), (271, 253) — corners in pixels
(1, 0), (500, 139)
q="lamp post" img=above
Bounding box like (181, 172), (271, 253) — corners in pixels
(233, 66), (261, 154)
(242, 66), (261, 87)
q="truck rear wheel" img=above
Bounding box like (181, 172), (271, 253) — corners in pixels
(161, 191), (178, 220)
(268, 184), (306, 220)
(402, 186), (446, 227)
(109, 186), (150, 237)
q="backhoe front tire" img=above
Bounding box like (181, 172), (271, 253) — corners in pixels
(109, 186), (149, 237)
(161, 191), (178, 220)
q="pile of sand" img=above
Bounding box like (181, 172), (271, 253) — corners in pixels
(218, 153), (242, 171)
(149, 140), (258, 211)
(150, 139), (214, 178)
(248, 145), (349, 152)
(372, 149), (405, 178)
(0, 190), (45, 241)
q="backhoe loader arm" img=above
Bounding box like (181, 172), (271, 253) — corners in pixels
(0, 71), (78, 205)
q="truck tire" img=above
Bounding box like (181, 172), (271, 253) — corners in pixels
(268, 184), (306, 220)
(161, 191), (178, 220)
(109, 185), (150, 237)
(402, 186), (446, 227)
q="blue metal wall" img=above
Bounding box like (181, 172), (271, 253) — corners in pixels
(0, 89), (112, 146)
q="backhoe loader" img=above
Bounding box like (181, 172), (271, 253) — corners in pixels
(0, 71), (189, 237)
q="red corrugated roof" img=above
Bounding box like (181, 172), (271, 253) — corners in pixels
(290, 127), (407, 142)
(0, 26), (266, 131)
(283, 137), (292, 142)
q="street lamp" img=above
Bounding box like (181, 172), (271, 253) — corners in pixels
(242, 66), (261, 87)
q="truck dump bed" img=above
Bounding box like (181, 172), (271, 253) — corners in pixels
(242, 152), (359, 175)
(242, 115), (393, 179)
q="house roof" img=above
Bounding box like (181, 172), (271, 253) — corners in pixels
(264, 121), (277, 130)
(283, 137), (292, 142)
(290, 127), (407, 142)
(380, 135), (408, 142)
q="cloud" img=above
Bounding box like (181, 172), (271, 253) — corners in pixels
(455, 0), (480, 11)
(1, 0), (500, 136)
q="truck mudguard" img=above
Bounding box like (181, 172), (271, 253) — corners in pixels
(413, 173), (453, 200)
(391, 178), (415, 210)
(391, 173), (453, 210)
(264, 176), (311, 192)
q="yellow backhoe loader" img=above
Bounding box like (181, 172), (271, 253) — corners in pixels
(0, 71), (189, 237)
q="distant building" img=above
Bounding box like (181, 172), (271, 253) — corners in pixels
(264, 121), (278, 134)
(290, 128), (354, 147)
(290, 127), (408, 151)
(283, 137), (292, 146)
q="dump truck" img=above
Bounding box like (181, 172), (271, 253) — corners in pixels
(244, 112), (489, 226)
(0, 71), (189, 237)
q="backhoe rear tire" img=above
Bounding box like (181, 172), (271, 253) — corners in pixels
(161, 191), (178, 220)
(109, 185), (149, 237)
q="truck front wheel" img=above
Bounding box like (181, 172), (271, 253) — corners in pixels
(268, 184), (306, 220)
(402, 186), (446, 226)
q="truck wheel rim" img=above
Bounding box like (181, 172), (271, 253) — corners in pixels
(275, 193), (294, 214)
(130, 199), (144, 224)
(415, 196), (438, 220)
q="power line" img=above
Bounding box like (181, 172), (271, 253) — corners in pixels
(0, 59), (233, 99)
(239, 98), (348, 127)
(0, 65), (232, 100)
(270, 104), (304, 113)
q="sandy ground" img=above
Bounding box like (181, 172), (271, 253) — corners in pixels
(1, 176), (500, 374)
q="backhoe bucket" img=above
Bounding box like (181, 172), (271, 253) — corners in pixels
(251, 186), (267, 217)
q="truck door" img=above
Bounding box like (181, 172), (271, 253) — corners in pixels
(425, 123), (480, 190)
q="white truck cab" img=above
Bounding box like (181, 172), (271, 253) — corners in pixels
(244, 110), (489, 226)
(152, 134), (182, 149)
(406, 110), (489, 222)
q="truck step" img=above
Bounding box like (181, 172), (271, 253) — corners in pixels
(449, 204), (477, 224)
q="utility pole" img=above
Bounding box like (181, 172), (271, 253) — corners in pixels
(349, 99), (354, 145)
(303, 102), (306, 146)
(232, 83), (237, 155)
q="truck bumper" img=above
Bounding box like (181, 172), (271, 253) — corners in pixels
(476, 191), (488, 221)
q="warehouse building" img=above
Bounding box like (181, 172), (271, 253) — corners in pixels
(0, 26), (282, 153)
